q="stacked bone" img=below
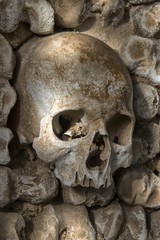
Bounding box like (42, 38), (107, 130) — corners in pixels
(0, 0), (160, 239)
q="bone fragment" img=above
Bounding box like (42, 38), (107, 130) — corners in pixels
(62, 182), (115, 207)
(148, 210), (160, 240)
(116, 166), (160, 208)
(49, 0), (89, 28)
(133, 83), (159, 120)
(0, 0), (24, 33)
(0, 165), (58, 208)
(0, 79), (17, 126)
(0, 212), (26, 240)
(30, 205), (59, 240)
(0, 34), (16, 79)
(90, 201), (124, 240)
(0, 127), (13, 165)
(25, 0), (54, 35)
(131, 3), (160, 38)
(120, 35), (160, 84)
(54, 203), (96, 240)
(117, 204), (147, 240)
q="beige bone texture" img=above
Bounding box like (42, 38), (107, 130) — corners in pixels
(0, 212), (26, 240)
(49, 0), (89, 28)
(131, 3), (160, 38)
(133, 83), (159, 120)
(0, 0), (24, 33)
(116, 166), (160, 208)
(118, 205), (147, 240)
(0, 165), (58, 208)
(61, 181), (115, 207)
(30, 203), (96, 240)
(24, 0), (54, 35)
(148, 210), (160, 240)
(129, 0), (156, 5)
(0, 127), (13, 165)
(120, 35), (160, 84)
(90, 201), (124, 240)
(0, 34), (16, 79)
(0, 78), (17, 126)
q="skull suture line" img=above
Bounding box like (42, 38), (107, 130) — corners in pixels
(14, 32), (135, 189)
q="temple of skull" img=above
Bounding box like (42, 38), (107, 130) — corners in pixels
(0, 0), (160, 239)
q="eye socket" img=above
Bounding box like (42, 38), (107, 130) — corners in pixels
(52, 110), (88, 141)
(107, 113), (133, 145)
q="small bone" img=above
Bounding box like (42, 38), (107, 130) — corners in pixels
(149, 211), (160, 239)
(0, 34), (16, 79)
(90, 201), (124, 240)
(3, 22), (33, 49)
(25, 0), (54, 35)
(92, 0), (125, 27)
(129, 0), (155, 4)
(54, 203), (96, 240)
(0, 127), (13, 165)
(0, 78), (17, 126)
(133, 83), (159, 120)
(62, 182), (115, 207)
(116, 166), (160, 208)
(120, 35), (160, 84)
(131, 3), (160, 38)
(0, 0), (24, 33)
(30, 205), (59, 240)
(0, 212), (26, 240)
(118, 204), (147, 240)
(0, 165), (59, 208)
(49, 0), (89, 28)
(62, 121), (88, 141)
(134, 121), (160, 163)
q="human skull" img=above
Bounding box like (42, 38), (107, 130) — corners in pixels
(14, 32), (135, 189)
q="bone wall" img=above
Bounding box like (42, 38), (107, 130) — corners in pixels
(0, 0), (160, 239)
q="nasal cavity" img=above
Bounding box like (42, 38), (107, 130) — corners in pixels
(86, 132), (106, 170)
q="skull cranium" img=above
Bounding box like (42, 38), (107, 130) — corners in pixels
(14, 32), (135, 189)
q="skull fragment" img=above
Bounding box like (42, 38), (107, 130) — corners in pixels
(14, 32), (135, 189)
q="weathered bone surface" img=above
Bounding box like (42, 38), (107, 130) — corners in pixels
(54, 203), (96, 240)
(62, 181), (115, 207)
(24, 0), (54, 35)
(77, 15), (133, 52)
(0, 165), (58, 208)
(49, 0), (90, 28)
(133, 83), (159, 120)
(116, 166), (160, 208)
(30, 205), (59, 240)
(90, 201), (124, 240)
(118, 204), (147, 240)
(0, 0), (24, 33)
(14, 32), (135, 191)
(120, 36), (160, 84)
(91, 0), (125, 27)
(0, 79), (17, 126)
(134, 121), (160, 164)
(3, 23), (33, 49)
(0, 34), (16, 79)
(131, 3), (160, 38)
(149, 211), (160, 240)
(0, 212), (26, 240)
(31, 203), (96, 240)
(129, 0), (156, 4)
(0, 0), (54, 35)
(0, 127), (13, 165)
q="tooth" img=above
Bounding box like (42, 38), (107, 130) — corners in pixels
(83, 175), (89, 187)
(75, 172), (81, 185)
(89, 178), (95, 188)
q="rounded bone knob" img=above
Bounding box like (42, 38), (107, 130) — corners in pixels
(0, 166), (59, 208)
